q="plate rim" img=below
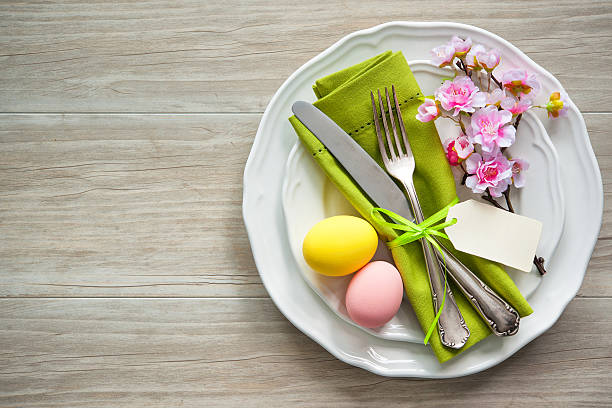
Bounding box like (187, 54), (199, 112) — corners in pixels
(242, 21), (604, 378)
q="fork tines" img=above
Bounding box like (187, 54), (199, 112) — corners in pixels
(370, 85), (411, 163)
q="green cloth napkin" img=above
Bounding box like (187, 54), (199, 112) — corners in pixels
(288, 51), (533, 363)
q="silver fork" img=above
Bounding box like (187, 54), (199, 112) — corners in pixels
(371, 86), (470, 349)
(371, 86), (521, 341)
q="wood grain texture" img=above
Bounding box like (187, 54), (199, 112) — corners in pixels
(579, 114), (612, 298)
(1, 113), (610, 297)
(0, 0), (611, 113)
(0, 114), (263, 297)
(1, 1), (611, 405)
(0, 298), (610, 407)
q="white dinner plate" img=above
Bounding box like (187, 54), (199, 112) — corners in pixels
(243, 22), (603, 378)
(281, 60), (565, 343)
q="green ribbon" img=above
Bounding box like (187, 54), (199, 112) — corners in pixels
(371, 197), (459, 345)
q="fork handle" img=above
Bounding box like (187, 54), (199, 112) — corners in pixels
(435, 241), (520, 336)
(401, 180), (470, 349)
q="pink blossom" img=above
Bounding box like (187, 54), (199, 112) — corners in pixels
(546, 91), (569, 118)
(415, 98), (440, 122)
(486, 88), (506, 107)
(466, 105), (516, 152)
(466, 44), (501, 72)
(465, 152), (513, 197)
(431, 44), (456, 67)
(445, 144), (459, 166)
(434, 76), (486, 116)
(501, 96), (532, 115)
(465, 44), (486, 70)
(451, 36), (472, 56)
(502, 69), (541, 98)
(510, 157), (529, 188)
(477, 48), (501, 71)
(443, 133), (474, 166)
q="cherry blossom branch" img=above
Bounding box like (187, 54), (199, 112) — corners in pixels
(533, 255), (547, 275)
(481, 190), (506, 210)
(442, 112), (468, 133)
(491, 73), (503, 90)
(513, 113), (523, 130)
(503, 189), (515, 213)
(427, 36), (559, 276)
(458, 114), (467, 132)
(459, 162), (469, 185)
(456, 59), (469, 76)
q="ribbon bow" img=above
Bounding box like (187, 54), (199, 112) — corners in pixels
(371, 197), (459, 346)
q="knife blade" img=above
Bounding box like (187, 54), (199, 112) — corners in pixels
(291, 101), (521, 337)
(291, 101), (414, 220)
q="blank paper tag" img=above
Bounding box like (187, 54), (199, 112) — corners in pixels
(445, 200), (542, 272)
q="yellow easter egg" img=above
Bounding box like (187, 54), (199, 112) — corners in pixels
(302, 216), (378, 276)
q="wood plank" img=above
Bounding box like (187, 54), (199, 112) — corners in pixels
(0, 1), (611, 113)
(0, 113), (610, 297)
(579, 113), (612, 297)
(0, 114), (264, 297)
(0, 297), (610, 407)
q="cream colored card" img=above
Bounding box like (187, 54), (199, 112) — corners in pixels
(445, 199), (542, 272)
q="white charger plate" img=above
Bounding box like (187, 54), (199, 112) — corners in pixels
(243, 22), (603, 377)
(281, 60), (565, 343)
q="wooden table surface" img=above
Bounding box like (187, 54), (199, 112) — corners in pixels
(1, 1), (611, 406)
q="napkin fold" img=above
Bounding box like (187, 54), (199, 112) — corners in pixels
(289, 51), (532, 363)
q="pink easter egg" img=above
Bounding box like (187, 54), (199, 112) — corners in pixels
(345, 261), (404, 328)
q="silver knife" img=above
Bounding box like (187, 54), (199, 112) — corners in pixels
(292, 101), (520, 337)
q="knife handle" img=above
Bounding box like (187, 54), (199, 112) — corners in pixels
(403, 180), (470, 349)
(435, 242), (521, 336)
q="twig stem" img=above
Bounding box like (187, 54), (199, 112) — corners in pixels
(491, 73), (503, 90)
(481, 191), (505, 210)
(458, 115), (467, 132)
(514, 113), (523, 130)
(503, 189), (515, 213)
(533, 256), (547, 275)
(456, 59), (469, 76)
(459, 162), (468, 185)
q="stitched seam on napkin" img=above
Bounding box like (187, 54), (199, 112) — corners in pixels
(312, 147), (328, 157)
(347, 93), (421, 136)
